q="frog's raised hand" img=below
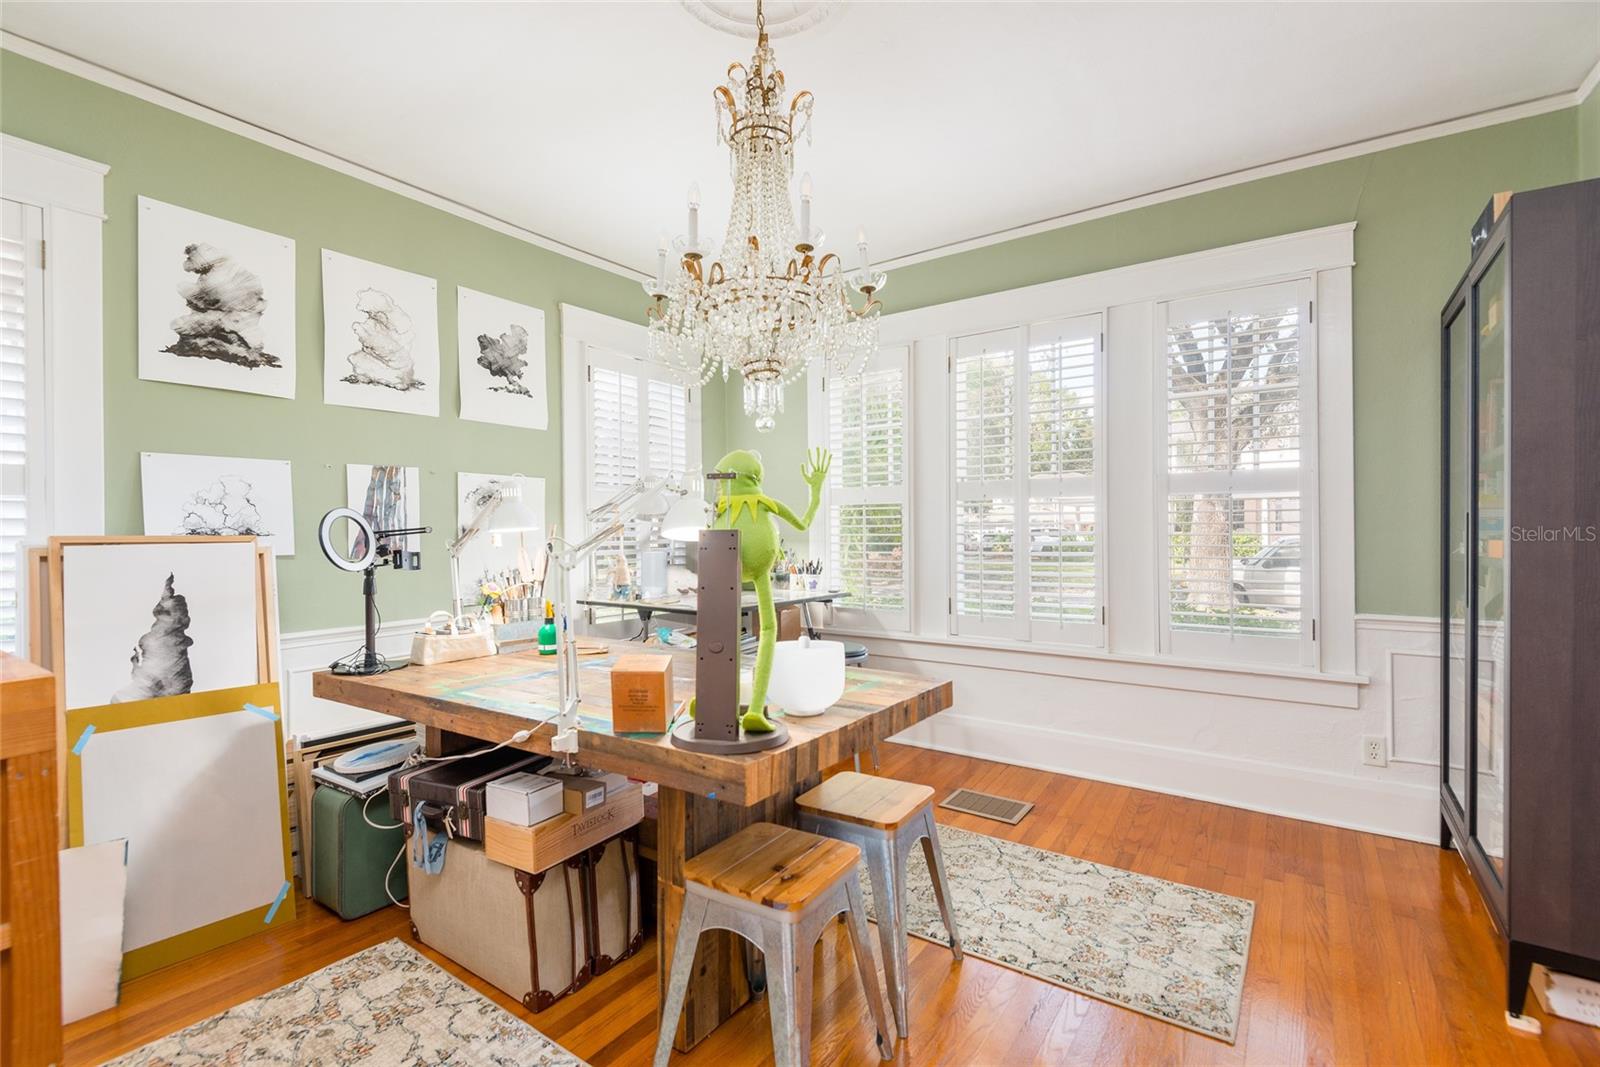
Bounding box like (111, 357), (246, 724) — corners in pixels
(802, 447), (831, 491)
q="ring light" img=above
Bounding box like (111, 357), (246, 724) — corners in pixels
(319, 507), (377, 573)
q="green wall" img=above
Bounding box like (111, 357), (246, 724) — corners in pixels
(1582, 87), (1600, 179)
(1, 49), (652, 632)
(751, 106), (1583, 617)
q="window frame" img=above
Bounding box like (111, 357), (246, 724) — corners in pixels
(1154, 278), (1320, 669)
(947, 312), (1107, 648)
(808, 345), (914, 634)
(559, 305), (702, 616)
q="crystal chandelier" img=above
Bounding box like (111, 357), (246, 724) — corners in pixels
(644, 0), (884, 432)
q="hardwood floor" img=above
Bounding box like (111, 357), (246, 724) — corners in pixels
(66, 743), (1600, 1065)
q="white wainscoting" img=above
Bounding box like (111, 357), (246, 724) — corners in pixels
(883, 613), (1446, 843)
(278, 617), (425, 740)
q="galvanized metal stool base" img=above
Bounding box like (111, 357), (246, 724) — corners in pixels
(799, 799), (963, 1041)
(653, 870), (895, 1066)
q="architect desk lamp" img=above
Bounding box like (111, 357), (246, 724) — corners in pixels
(448, 478), (543, 628)
(544, 475), (686, 764)
(318, 507), (433, 675)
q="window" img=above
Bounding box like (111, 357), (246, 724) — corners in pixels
(950, 314), (1103, 644)
(581, 345), (700, 609)
(1161, 279), (1316, 666)
(1, 199), (44, 653)
(821, 346), (910, 629)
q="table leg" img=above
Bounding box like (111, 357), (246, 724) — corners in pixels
(655, 767), (825, 1051)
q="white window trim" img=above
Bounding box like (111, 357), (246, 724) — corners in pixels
(865, 222), (1356, 689)
(559, 303), (702, 605)
(807, 346), (914, 634)
(1, 134), (107, 659)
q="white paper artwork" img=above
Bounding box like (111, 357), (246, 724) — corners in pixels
(457, 286), (548, 430)
(141, 451), (296, 556)
(322, 249), (440, 416)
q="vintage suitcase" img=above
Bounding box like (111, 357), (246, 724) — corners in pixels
(311, 785), (408, 919)
(582, 827), (643, 976)
(388, 750), (549, 840)
(408, 838), (590, 1012)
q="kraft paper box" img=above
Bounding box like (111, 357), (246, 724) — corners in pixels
(609, 654), (674, 733)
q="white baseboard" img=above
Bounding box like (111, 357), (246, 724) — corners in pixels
(892, 710), (1438, 844)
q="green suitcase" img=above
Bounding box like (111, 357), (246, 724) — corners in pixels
(312, 785), (408, 919)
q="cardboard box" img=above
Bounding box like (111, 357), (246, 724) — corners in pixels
(561, 775), (606, 815)
(485, 772), (565, 828)
(609, 654), (674, 733)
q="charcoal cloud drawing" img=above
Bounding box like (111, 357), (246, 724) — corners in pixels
(163, 243), (282, 369)
(476, 324), (533, 396)
(112, 573), (195, 702)
(322, 250), (441, 416)
(141, 452), (297, 556)
(138, 197), (296, 399)
(457, 286), (548, 430)
(343, 289), (426, 392)
(179, 476), (271, 537)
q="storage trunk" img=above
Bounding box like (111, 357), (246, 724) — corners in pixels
(408, 838), (590, 1012)
(311, 785), (407, 919)
(583, 828), (643, 976)
(387, 750), (548, 840)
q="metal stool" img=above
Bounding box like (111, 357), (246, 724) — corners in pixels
(654, 822), (895, 1067)
(796, 772), (963, 1040)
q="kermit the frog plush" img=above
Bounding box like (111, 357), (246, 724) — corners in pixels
(713, 446), (830, 732)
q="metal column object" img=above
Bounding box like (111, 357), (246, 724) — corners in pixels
(670, 527), (789, 754)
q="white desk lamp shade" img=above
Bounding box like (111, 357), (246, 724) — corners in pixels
(489, 491), (541, 533)
(767, 636), (846, 717)
(661, 493), (711, 542)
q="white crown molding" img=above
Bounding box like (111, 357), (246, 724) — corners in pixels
(1579, 55), (1600, 106)
(878, 86), (1591, 272)
(4, 29), (1593, 280)
(0, 30), (650, 282)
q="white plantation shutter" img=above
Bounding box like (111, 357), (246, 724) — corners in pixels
(951, 315), (1103, 644)
(0, 200), (44, 654)
(823, 346), (909, 627)
(1162, 279), (1315, 666)
(583, 346), (700, 612)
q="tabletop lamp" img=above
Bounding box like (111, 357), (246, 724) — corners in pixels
(449, 478), (542, 626)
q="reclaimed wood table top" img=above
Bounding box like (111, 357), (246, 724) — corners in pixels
(312, 640), (951, 806)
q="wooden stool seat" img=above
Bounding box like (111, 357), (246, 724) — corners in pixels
(683, 822), (860, 912)
(796, 771), (934, 830)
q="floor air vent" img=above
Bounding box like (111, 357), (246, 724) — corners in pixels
(938, 788), (1033, 825)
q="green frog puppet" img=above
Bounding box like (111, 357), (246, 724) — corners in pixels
(712, 446), (830, 733)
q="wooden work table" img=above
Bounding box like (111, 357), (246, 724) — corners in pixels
(314, 640), (952, 1052)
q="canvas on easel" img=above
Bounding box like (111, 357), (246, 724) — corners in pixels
(66, 682), (295, 980)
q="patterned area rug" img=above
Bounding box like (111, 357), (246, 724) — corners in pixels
(109, 939), (586, 1066)
(872, 824), (1254, 1042)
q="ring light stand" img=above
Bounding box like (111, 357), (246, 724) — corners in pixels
(318, 507), (433, 676)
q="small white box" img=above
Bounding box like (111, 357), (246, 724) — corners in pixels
(597, 772), (630, 800)
(485, 772), (565, 828)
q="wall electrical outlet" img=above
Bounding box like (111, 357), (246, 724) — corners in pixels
(1362, 736), (1388, 767)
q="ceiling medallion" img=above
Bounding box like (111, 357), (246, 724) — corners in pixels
(646, 0), (882, 432)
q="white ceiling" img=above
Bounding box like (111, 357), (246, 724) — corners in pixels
(3, 2), (1596, 275)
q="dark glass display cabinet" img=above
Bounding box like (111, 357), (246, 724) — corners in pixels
(1439, 177), (1600, 1024)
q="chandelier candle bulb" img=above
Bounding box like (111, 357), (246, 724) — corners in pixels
(687, 183), (701, 246)
(799, 172), (813, 244)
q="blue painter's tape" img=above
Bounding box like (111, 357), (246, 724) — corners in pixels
(71, 725), (96, 755)
(244, 703), (279, 722)
(264, 880), (291, 923)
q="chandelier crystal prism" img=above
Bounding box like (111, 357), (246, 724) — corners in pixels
(644, 0), (884, 432)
